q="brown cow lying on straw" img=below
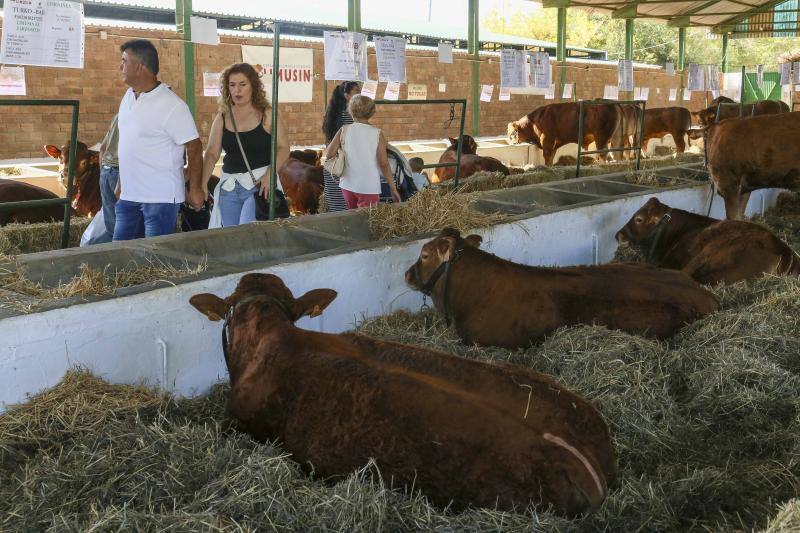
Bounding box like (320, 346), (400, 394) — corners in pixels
(405, 228), (719, 348)
(189, 272), (617, 516)
(616, 197), (800, 284)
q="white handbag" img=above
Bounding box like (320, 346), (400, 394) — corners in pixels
(323, 125), (348, 177)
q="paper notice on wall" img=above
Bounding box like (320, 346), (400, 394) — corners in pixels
(361, 80), (378, 99)
(438, 82), (446, 92)
(242, 45), (314, 103)
(637, 87), (649, 101)
(528, 51), (551, 89)
(323, 31), (368, 81)
(500, 49), (527, 88)
(499, 87), (511, 101)
(757, 64), (764, 87)
(723, 72), (741, 100)
(618, 59), (633, 91)
(438, 42), (453, 64)
(480, 84), (494, 102)
(408, 84), (427, 99)
(0, 0), (85, 68)
(780, 62), (791, 86)
(668, 88), (677, 102)
(683, 89), (692, 101)
(383, 81), (401, 101)
(545, 84), (555, 100)
(374, 35), (406, 83)
(603, 85), (619, 100)
(706, 64), (719, 91)
(202, 72), (220, 97)
(794, 62), (800, 84)
(0, 66), (26, 95)
(665, 62), (675, 76)
(563, 83), (573, 99)
(688, 63), (704, 91)
(190, 16), (219, 46)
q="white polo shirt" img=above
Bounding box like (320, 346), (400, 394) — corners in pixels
(117, 83), (199, 203)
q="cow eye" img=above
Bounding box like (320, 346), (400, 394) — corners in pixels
(420, 253), (429, 260)
(634, 216), (644, 224)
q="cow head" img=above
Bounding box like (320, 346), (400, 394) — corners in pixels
(290, 149), (322, 167)
(44, 141), (98, 187)
(190, 273), (337, 325)
(44, 141), (101, 216)
(691, 108), (717, 128)
(405, 228), (482, 292)
(447, 135), (478, 155)
(507, 118), (540, 147)
(615, 197), (671, 245)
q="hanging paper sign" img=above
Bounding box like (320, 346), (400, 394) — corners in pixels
(757, 65), (764, 88)
(0, 66), (27, 95)
(706, 65), (719, 91)
(202, 72), (220, 97)
(383, 81), (401, 101)
(665, 62), (675, 76)
(0, 0), (85, 68)
(242, 45), (314, 103)
(190, 16), (219, 46)
(723, 72), (742, 100)
(480, 84), (494, 102)
(545, 84), (555, 100)
(618, 60), (633, 91)
(780, 62), (791, 86)
(530, 51), (552, 89)
(361, 80), (378, 99)
(603, 85), (619, 100)
(668, 88), (677, 102)
(374, 35), (406, 83)
(499, 87), (511, 101)
(438, 82), (446, 92)
(711, 89), (718, 99)
(688, 63), (704, 91)
(500, 49), (527, 88)
(408, 84), (427, 99)
(562, 83), (573, 99)
(438, 42), (453, 64)
(323, 31), (368, 82)
(793, 62), (800, 84)
(637, 87), (649, 101)
(683, 89), (692, 101)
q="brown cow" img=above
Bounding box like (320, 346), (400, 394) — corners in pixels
(508, 102), (623, 166)
(405, 228), (719, 348)
(189, 272), (617, 516)
(278, 149), (324, 215)
(0, 179), (65, 225)
(640, 107), (692, 154)
(693, 99), (789, 128)
(706, 112), (800, 220)
(616, 197), (800, 284)
(433, 135), (510, 183)
(44, 141), (101, 217)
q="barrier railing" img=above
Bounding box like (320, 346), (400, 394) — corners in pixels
(374, 99), (466, 188)
(576, 99), (646, 179)
(0, 99), (79, 249)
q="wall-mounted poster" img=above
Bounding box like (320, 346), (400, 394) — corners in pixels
(408, 84), (427, 99)
(480, 84), (494, 102)
(500, 49), (527, 88)
(618, 59), (633, 91)
(438, 42), (453, 64)
(242, 45), (314, 103)
(0, 0), (84, 68)
(202, 72), (220, 97)
(0, 66), (26, 95)
(323, 31), (367, 82)
(375, 35), (406, 83)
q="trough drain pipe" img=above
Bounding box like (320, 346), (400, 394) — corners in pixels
(156, 338), (169, 391)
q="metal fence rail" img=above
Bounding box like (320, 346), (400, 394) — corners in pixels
(576, 99), (647, 179)
(0, 99), (79, 249)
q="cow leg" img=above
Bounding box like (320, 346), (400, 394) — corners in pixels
(542, 135), (557, 166)
(723, 191), (751, 220)
(673, 132), (686, 154)
(641, 138), (651, 158)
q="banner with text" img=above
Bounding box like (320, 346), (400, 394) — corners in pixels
(242, 45), (314, 103)
(375, 35), (406, 83)
(323, 31), (367, 82)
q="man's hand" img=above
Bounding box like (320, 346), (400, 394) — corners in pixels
(186, 186), (206, 210)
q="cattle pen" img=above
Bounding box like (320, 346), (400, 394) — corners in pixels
(2, 0), (800, 530)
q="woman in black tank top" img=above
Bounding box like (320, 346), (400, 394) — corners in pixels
(201, 63), (290, 226)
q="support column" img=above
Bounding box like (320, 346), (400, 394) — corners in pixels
(678, 27), (686, 102)
(721, 33), (729, 73)
(624, 18), (634, 100)
(468, 0), (479, 135)
(557, 7), (567, 101)
(176, 0), (195, 115)
(347, 0), (361, 32)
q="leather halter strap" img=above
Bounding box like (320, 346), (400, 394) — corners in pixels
(221, 294), (294, 366)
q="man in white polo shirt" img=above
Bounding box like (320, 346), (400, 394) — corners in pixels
(113, 39), (205, 240)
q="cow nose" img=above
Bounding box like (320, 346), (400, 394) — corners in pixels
(615, 230), (626, 243)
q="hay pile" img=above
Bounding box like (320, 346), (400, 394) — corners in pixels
(0, 166), (22, 176)
(0, 217), (90, 256)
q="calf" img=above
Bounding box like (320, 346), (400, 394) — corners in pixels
(44, 141), (101, 217)
(278, 149), (324, 215)
(189, 273), (617, 516)
(405, 228), (719, 348)
(706, 111), (800, 219)
(616, 197), (800, 284)
(433, 135), (509, 183)
(0, 179), (65, 225)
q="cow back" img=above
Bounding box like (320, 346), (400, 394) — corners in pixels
(0, 179), (65, 225)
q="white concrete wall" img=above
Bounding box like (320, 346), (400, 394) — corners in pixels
(0, 185), (783, 411)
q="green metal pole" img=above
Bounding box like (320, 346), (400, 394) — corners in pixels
(176, 0), (196, 115)
(269, 23), (280, 221)
(557, 7), (567, 102)
(740, 65), (745, 115)
(721, 34), (729, 74)
(63, 103), (79, 248)
(678, 27), (686, 102)
(468, 0), (479, 135)
(625, 18), (634, 100)
(347, 0), (361, 32)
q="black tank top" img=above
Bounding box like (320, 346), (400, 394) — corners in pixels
(221, 113), (272, 174)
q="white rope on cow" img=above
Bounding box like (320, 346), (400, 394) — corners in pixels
(543, 432), (606, 502)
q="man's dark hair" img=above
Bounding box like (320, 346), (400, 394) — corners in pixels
(120, 39), (159, 75)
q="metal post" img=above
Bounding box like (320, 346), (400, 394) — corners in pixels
(625, 18), (634, 101)
(576, 101), (585, 178)
(740, 65), (745, 116)
(268, 23), (281, 220)
(175, 0), (196, 115)
(557, 7), (567, 102)
(62, 104), (79, 248)
(721, 34), (729, 74)
(468, 0), (479, 135)
(678, 27), (686, 101)
(455, 101), (466, 188)
(636, 100), (646, 171)
(347, 0), (361, 32)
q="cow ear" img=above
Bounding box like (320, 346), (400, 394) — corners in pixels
(464, 234), (482, 248)
(448, 137), (458, 146)
(293, 288), (337, 320)
(437, 236), (457, 262)
(189, 293), (228, 321)
(44, 145), (61, 159)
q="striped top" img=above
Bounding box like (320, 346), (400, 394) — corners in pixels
(323, 109), (353, 212)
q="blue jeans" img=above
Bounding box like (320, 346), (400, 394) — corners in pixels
(113, 200), (179, 241)
(219, 181), (256, 227)
(99, 165), (119, 237)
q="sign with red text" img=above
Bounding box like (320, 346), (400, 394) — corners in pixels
(242, 45), (313, 103)
(323, 31), (368, 82)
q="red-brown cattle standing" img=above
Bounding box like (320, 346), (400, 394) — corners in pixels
(189, 272), (617, 516)
(616, 197), (800, 284)
(693, 99), (789, 128)
(706, 111), (800, 220)
(44, 141), (101, 217)
(405, 228), (719, 348)
(507, 102), (623, 166)
(639, 107), (692, 154)
(278, 149), (324, 215)
(433, 135), (509, 183)
(0, 179), (65, 225)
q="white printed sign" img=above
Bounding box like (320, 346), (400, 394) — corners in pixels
(563, 83), (573, 99)
(545, 84), (555, 100)
(636, 87), (649, 101)
(780, 62), (791, 86)
(665, 62), (675, 76)
(706, 64), (719, 91)
(603, 85), (619, 100)
(688, 64), (704, 91)
(683, 89), (692, 101)
(0, 0), (84, 68)
(499, 87), (511, 101)
(383, 81), (401, 101)
(668, 88), (677, 102)
(438, 82), (446, 92)
(242, 45), (314, 103)
(757, 65), (764, 88)
(408, 84), (427, 99)
(361, 80), (378, 99)
(500, 49), (527, 88)
(438, 42), (453, 64)
(618, 59), (633, 91)
(323, 31), (368, 82)
(190, 16), (218, 46)
(374, 35), (406, 83)
(794, 62), (800, 84)
(480, 84), (494, 102)
(530, 52), (552, 89)
(202, 72), (220, 97)
(722, 72), (741, 100)
(0, 66), (26, 95)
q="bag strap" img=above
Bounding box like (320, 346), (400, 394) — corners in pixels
(228, 110), (258, 184)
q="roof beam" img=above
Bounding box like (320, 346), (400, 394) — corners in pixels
(612, 3), (639, 18)
(716, 0), (795, 28)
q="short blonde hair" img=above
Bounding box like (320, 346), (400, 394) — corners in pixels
(348, 94), (376, 120)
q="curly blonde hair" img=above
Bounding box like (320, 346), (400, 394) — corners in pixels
(217, 62), (271, 114)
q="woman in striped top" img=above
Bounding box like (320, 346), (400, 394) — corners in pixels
(322, 81), (361, 212)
